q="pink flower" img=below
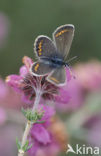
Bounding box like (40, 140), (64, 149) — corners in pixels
(29, 105), (68, 156)
(74, 60), (101, 90)
(0, 78), (23, 109)
(55, 70), (83, 112)
(29, 105), (55, 155)
(6, 56), (33, 93)
(63, 61), (101, 146)
(6, 56), (71, 105)
(55, 60), (101, 112)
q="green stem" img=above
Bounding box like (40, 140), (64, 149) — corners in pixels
(18, 90), (41, 156)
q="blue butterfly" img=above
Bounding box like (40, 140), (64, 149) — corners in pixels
(31, 24), (75, 86)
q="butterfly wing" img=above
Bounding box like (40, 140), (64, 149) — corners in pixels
(34, 35), (57, 58)
(47, 67), (66, 86)
(31, 61), (53, 76)
(53, 24), (75, 59)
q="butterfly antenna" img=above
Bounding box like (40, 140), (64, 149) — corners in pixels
(67, 56), (77, 63)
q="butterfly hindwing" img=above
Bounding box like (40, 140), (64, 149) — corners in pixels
(31, 61), (53, 76)
(53, 24), (75, 59)
(47, 67), (66, 86)
(34, 35), (57, 58)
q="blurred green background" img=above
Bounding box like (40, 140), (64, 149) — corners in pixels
(0, 0), (101, 77)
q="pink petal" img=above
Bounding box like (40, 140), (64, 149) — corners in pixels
(55, 88), (71, 104)
(19, 65), (28, 77)
(31, 124), (51, 145)
(22, 56), (33, 70)
(66, 68), (72, 82)
(40, 105), (55, 121)
(5, 75), (22, 92)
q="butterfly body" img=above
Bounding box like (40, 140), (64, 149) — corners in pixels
(31, 24), (75, 86)
(41, 54), (66, 68)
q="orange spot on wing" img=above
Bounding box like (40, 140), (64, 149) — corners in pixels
(55, 29), (69, 37)
(34, 63), (39, 72)
(38, 40), (43, 56)
(50, 77), (59, 83)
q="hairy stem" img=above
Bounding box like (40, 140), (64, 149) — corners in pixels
(32, 90), (42, 113)
(18, 90), (41, 156)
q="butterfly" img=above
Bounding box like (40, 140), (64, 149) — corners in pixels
(31, 24), (75, 86)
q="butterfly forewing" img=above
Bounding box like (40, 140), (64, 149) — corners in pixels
(34, 35), (57, 58)
(47, 67), (66, 86)
(53, 24), (75, 60)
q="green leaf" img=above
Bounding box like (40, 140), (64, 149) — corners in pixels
(16, 138), (21, 150)
(21, 107), (44, 123)
(22, 140), (29, 152)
